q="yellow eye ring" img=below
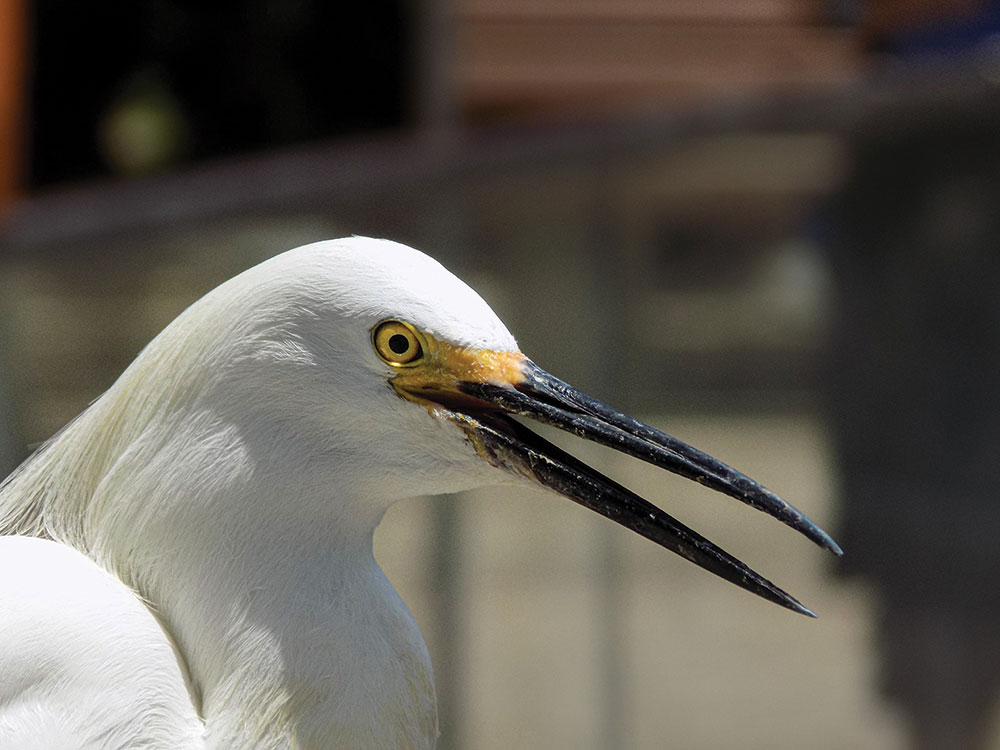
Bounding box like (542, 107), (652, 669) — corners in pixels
(372, 320), (426, 367)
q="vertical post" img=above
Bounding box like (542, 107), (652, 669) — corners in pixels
(427, 492), (464, 750)
(588, 164), (630, 750)
(0, 0), (27, 479)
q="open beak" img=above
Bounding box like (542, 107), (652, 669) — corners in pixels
(397, 356), (841, 617)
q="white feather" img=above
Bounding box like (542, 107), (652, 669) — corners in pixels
(0, 238), (521, 749)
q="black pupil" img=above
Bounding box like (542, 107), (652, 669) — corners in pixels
(388, 333), (411, 355)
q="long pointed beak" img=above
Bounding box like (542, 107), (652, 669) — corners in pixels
(466, 361), (841, 556)
(401, 357), (840, 616)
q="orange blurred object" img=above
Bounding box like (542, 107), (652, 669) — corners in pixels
(0, 0), (25, 213)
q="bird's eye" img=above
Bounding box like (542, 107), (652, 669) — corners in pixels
(372, 320), (425, 366)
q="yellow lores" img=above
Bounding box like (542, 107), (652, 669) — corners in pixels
(372, 319), (526, 408)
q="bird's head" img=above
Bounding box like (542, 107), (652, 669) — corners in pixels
(3, 237), (838, 615)
(170, 236), (835, 615)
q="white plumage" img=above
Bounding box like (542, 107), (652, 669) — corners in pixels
(0, 237), (837, 749)
(1, 239), (514, 749)
(0, 536), (203, 748)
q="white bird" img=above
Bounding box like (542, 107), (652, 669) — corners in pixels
(0, 237), (839, 749)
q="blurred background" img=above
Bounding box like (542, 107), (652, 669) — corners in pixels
(2, 1), (999, 748)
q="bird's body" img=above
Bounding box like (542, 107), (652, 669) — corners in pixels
(1, 239), (505, 748)
(0, 238), (838, 749)
(0, 536), (203, 749)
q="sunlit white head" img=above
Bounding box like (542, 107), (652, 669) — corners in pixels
(2, 236), (837, 614)
(169, 236), (526, 502)
(201, 237), (835, 614)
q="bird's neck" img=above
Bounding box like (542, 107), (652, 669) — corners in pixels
(5, 407), (439, 750)
(136, 436), (438, 750)
(167, 520), (438, 750)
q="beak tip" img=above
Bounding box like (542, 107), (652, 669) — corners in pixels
(781, 595), (819, 618)
(817, 530), (844, 557)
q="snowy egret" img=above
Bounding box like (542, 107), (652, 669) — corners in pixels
(0, 237), (839, 749)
